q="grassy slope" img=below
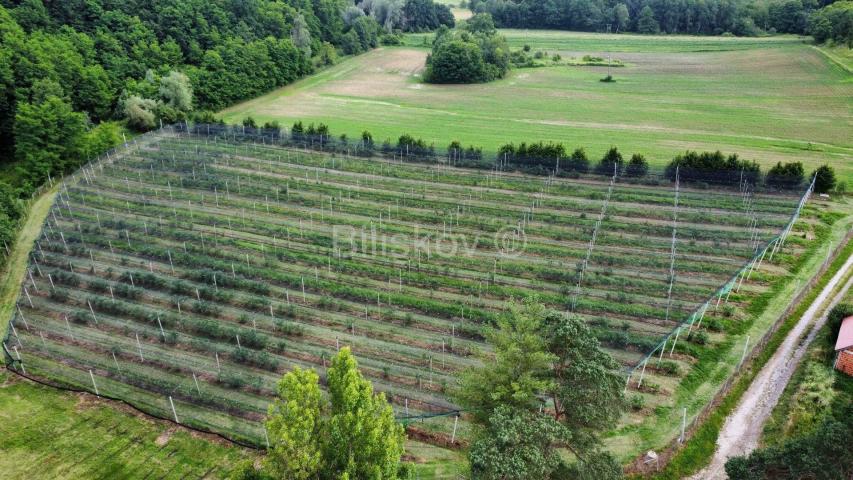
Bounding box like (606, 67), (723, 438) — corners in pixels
(0, 186), (58, 343)
(814, 44), (853, 73)
(646, 200), (853, 479)
(221, 31), (852, 184)
(0, 369), (461, 479)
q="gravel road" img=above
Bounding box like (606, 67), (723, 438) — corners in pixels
(691, 253), (853, 479)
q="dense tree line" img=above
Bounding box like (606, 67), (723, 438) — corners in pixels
(809, 1), (853, 45)
(468, 0), (845, 37)
(353, 0), (454, 32)
(232, 119), (830, 191)
(0, 0), (472, 262)
(665, 150), (761, 185)
(424, 14), (511, 83)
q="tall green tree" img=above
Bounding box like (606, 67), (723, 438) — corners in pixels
(625, 153), (648, 177)
(325, 347), (407, 480)
(159, 70), (193, 113)
(613, 4), (629, 32)
(265, 367), (324, 480)
(812, 165), (836, 194)
(596, 147), (624, 176)
(456, 300), (555, 423)
(540, 310), (625, 447)
(455, 298), (625, 479)
(14, 94), (86, 190)
(264, 348), (408, 480)
(636, 6), (660, 34)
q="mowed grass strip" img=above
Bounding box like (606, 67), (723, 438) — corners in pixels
(222, 31), (852, 184)
(0, 372), (249, 480)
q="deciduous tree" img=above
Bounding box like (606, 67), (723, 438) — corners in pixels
(265, 367), (324, 480)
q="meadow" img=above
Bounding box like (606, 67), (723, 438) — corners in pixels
(221, 30), (853, 184)
(4, 126), (812, 463)
(0, 371), (250, 479)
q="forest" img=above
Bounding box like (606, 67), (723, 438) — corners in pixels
(0, 0), (453, 258)
(469, 0), (852, 41)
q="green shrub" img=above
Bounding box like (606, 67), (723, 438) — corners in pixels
(657, 360), (681, 376)
(630, 394), (646, 411)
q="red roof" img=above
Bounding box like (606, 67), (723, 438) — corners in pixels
(836, 316), (853, 351)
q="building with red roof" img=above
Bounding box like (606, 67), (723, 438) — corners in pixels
(834, 316), (853, 377)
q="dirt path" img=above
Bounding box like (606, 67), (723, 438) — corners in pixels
(693, 253), (853, 479)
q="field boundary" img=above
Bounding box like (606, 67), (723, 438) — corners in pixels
(182, 123), (809, 195)
(631, 226), (853, 477)
(811, 45), (853, 74)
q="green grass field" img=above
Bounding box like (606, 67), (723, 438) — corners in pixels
(0, 370), (465, 479)
(0, 371), (251, 479)
(222, 30), (852, 184)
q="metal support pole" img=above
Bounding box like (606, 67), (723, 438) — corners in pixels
(169, 396), (179, 423)
(637, 358), (649, 389)
(89, 369), (99, 396)
(738, 335), (751, 370)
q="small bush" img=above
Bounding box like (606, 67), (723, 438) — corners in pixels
(706, 318), (724, 332)
(657, 360), (681, 376)
(630, 394), (645, 411)
(49, 288), (69, 302)
(688, 330), (709, 345)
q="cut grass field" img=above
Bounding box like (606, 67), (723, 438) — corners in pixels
(0, 371), (249, 479)
(221, 30), (853, 184)
(0, 370), (464, 479)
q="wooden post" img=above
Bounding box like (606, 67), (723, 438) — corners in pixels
(65, 314), (75, 341)
(451, 415), (459, 444)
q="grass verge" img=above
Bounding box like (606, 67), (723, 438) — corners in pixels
(0, 186), (58, 349)
(761, 264), (853, 445)
(645, 209), (853, 479)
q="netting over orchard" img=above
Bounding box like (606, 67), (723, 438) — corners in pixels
(3, 124), (809, 447)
